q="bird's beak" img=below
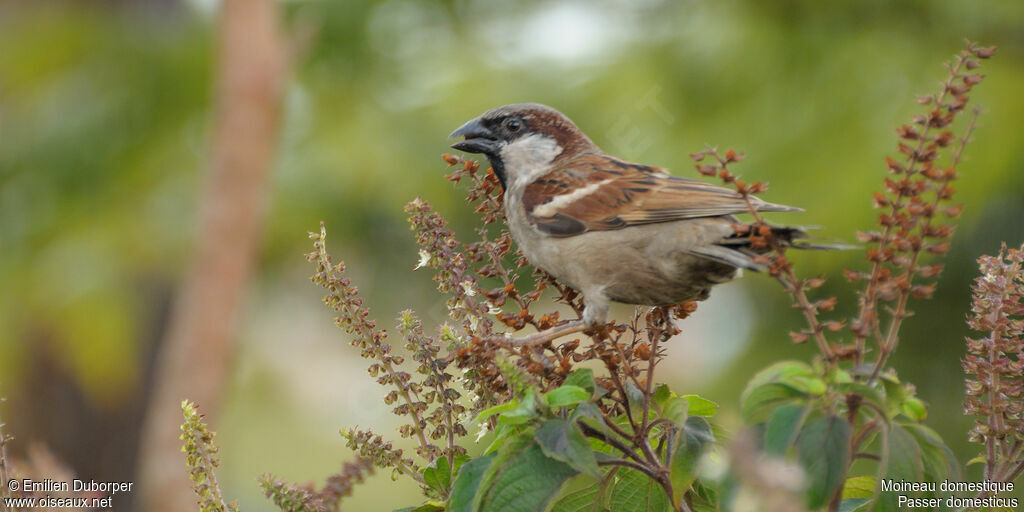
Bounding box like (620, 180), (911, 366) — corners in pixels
(449, 117), (498, 154)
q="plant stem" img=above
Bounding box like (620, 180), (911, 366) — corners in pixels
(776, 274), (836, 361)
(855, 53), (970, 367)
(596, 458), (660, 480)
(867, 107), (981, 383)
(0, 420), (9, 499)
(579, 421), (647, 466)
(641, 309), (665, 435)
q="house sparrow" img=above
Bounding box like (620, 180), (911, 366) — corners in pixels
(450, 103), (807, 346)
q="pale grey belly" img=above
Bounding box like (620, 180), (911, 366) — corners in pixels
(510, 216), (739, 306)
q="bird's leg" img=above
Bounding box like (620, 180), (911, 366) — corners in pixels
(580, 294), (609, 327)
(499, 293), (608, 347)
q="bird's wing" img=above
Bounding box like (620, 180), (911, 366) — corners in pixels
(521, 153), (801, 237)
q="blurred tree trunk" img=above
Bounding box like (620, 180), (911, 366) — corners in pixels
(136, 0), (286, 510)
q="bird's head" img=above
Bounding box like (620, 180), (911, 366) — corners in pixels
(449, 103), (598, 189)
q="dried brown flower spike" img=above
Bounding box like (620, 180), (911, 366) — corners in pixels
(964, 243), (1024, 483)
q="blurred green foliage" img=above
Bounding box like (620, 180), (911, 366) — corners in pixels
(1, 0), (1022, 510)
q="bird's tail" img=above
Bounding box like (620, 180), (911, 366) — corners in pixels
(690, 224), (854, 271)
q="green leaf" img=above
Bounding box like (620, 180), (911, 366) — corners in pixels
(624, 380), (644, 406)
(740, 383), (807, 423)
(565, 369), (596, 395)
(480, 433), (533, 490)
(681, 394), (719, 417)
(474, 400), (519, 425)
(484, 422), (517, 454)
(830, 368), (854, 384)
(764, 404), (809, 455)
(880, 378), (909, 418)
(572, 401), (606, 429)
(669, 416), (714, 503)
(886, 424), (923, 482)
(796, 416), (851, 510)
(838, 498), (871, 512)
(966, 454), (986, 466)
(904, 423), (960, 482)
(452, 455), (470, 476)
(393, 504), (444, 512)
(744, 360), (817, 390)
(899, 397), (927, 422)
(423, 455), (468, 497)
(662, 397), (688, 425)
(546, 385), (592, 408)
(740, 363), (815, 423)
(573, 402), (611, 450)
(550, 483), (607, 512)
(423, 456), (454, 496)
(688, 480), (718, 512)
(479, 442), (578, 512)
(499, 393), (539, 425)
(784, 375), (827, 395)
(448, 454), (496, 512)
(609, 468), (672, 512)
(652, 384), (672, 410)
(536, 419), (602, 479)
(841, 476), (876, 499)
(876, 424), (923, 512)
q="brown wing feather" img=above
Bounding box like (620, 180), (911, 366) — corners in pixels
(522, 153), (800, 237)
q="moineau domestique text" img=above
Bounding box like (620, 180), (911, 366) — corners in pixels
(18, 479), (133, 494)
(881, 479), (1013, 493)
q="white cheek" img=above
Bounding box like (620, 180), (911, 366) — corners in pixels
(500, 134), (563, 189)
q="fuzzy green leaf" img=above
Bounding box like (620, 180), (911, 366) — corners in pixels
(744, 361), (817, 390)
(572, 401), (606, 431)
(479, 442), (578, 512)
(423, 455), (468, 497)
(546, 385), (591, 408)
(905, 423), (961, 482)
(499, 393), (539, 425)
(741, 383), (806, 423)
(536, 419), (602, 479)
(669, 416), (714, 502)
(652, 384), (672, 410)
(550, 483), (608, 512)
(797, 416), (851, 510)
(764, 404), (809, 455)
(448, 453), (495, 512)
(841, 476), (876, 500)
(838, 498), (871, 512)
(474, 400), (519, 425)
(564, 369), (596, 395)
(393, 505), (444, 512)
(662, 397), (688, 425)
(876, 424), (924, 512)
(681, 394), (719, 417)
(609, 468), (672, 512)
(886, 424), (924, 482)
(899, 397), (927, 422)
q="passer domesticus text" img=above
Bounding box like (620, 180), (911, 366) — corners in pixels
(450, 103), (807, 345)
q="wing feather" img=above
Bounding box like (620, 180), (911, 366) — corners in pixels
(522, 153), (801, 237)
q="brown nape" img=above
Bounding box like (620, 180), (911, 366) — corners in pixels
(525, 107), (600, 160)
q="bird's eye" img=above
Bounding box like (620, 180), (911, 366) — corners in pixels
(504, 118), (523, 133)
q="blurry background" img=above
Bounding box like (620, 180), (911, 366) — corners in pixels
(1, 0), (1022, 510)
